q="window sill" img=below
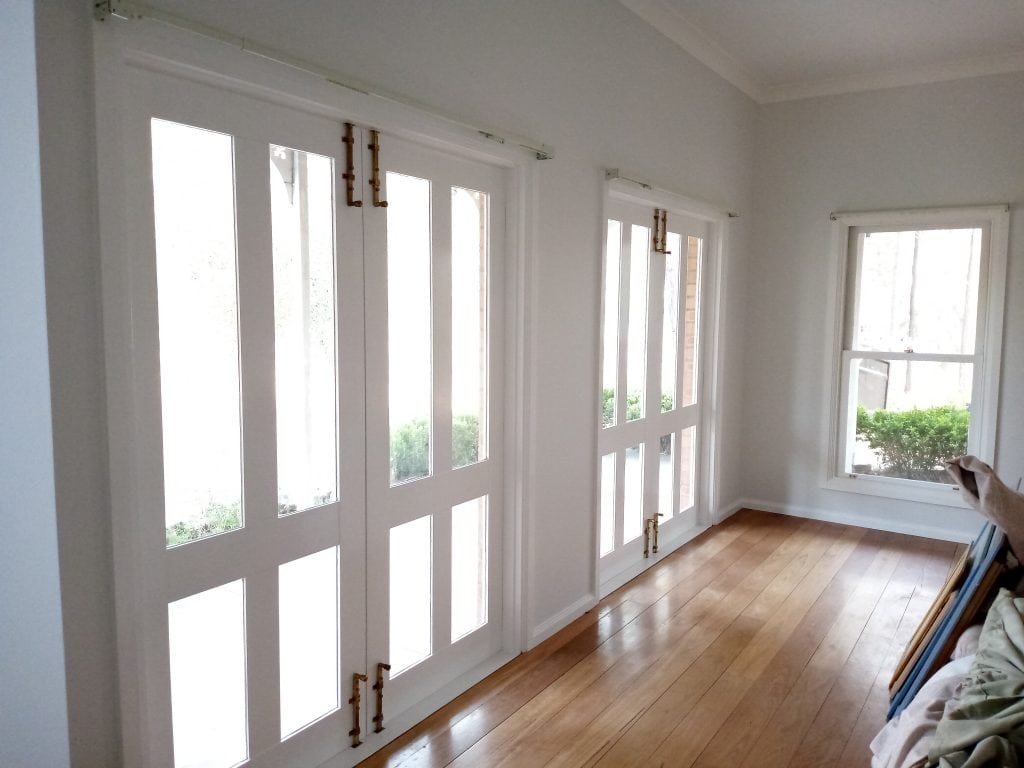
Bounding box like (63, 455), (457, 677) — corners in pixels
(824, 474), (970, 509)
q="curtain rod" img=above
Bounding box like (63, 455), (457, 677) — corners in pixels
(606, 169), (739, 219)
(93, 0), (555, 161)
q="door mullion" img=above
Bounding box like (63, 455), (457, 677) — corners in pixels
(433, 180), (454, 479)
(646, 239), (666, 527)
(432, 179), (454, 658)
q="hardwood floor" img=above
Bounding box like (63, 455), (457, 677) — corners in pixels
(357, 509), (965, 768)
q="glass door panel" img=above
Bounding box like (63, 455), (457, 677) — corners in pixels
(269, 145), (339, 515)
(152, 119), (243, 547)
(387, 172), (434, 486)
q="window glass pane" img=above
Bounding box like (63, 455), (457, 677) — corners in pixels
(623, 444), (644, 544)
(602, 221), (622, 428)
(279, 547), (339, 739)
(661, 234), (682, 412)
(848, 358), (972, 483)
(600, 452), (616, 557)
(659, 433), (675, 518)
(452, 187), (488, 468)
(451, 496), (488, 641)
(854, 229), (981, 354)
(152, 119), (243, 547)
(390, 515), (432, 675)
(387, 173), (433, 485)
(682, 236), (702, 407)
(270, 146), (338, 515)
(679, 427), (696, 511)
(168, 580), (247, 768)
(626, 226), (649, 422)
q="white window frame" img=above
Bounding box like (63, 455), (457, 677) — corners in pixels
(823, 205), (1010, 507)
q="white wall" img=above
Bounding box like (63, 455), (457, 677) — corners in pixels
(745, 72), (1024, 540)
(35, 2), (122, 766)
(0, 2), (72, 766)
(141, 0), (757, 639)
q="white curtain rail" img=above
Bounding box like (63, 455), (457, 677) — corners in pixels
(605, 169), (739, 221)
(93, 0), (555, 161)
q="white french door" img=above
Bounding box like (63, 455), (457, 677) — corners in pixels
(597, 197), (710, 589)
(363, 138), (506, 720)
(106, 61), (505, 768)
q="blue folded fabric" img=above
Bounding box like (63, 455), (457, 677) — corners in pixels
(888, 521), (1005, 720)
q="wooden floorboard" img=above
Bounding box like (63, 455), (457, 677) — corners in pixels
(356, 510), (963, 768)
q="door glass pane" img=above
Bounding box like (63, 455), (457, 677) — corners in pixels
(390, 515), (432, 675)
(659, 433), (675, 518)
(451, 496), (488, 641)
(600, 452), (616, 557)
(451, 187), (488, 469)
(661, 235), (681, 412)
(848, 358), (972, 482)
(623, 444), (644, 544)
(679, 427), (696, 512)
(168, 580), (247, 768)
(387, 172), (433, 485)
(601, 220), (622, 428)
(682, 235), (702, 407)
(626, 225), (649, 422)
(270, 145), (338, 515)
(854, 229), (981, 355)
(152, 119), (243, 547)
(279, 547), (339, 739)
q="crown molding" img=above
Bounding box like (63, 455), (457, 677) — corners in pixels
(619, 0), (1024, 104)
(618, 0), (764, 101)
(762, 48), (1024, 103)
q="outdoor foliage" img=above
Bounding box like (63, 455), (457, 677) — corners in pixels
(391, 414), (482, 483)
(166, 500), (241, 547)
(855, 404), (969, 481)
(602, 388), (675, 426)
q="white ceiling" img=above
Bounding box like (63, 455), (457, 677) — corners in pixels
(620, 0), (1024, 102)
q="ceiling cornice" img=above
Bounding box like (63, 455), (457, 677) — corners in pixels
(619, 0), (1024, 104)
(761, 48), (1024, 103)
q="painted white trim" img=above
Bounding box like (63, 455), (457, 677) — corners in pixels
(616, 0), (762, 101)
(96, 1), (553, 159)
(737, 498), (978, 544)
(527, 593), (598, 649)
(606, 174), (735, 222)
(762, 49), (1024, 104)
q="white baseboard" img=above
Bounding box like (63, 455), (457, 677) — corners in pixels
(713, 498), (746, 524)
(527, 592), (598, 649)
(737, 497), (976, 543)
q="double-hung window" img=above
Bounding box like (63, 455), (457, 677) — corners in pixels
(826, 206), (1009, 506)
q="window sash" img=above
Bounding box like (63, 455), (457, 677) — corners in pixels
(824, 206), (1008, 506)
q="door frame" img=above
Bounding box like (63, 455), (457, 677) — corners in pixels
(594, 177), (731, 598)
(93, 18), (535, 767)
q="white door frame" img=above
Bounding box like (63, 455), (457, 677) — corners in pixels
(595, 179), (730, 597)
(93, 17), (535, 768)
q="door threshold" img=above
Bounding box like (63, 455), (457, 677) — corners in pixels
(319, 650), (518, 768)
(598, 521), (709, 599)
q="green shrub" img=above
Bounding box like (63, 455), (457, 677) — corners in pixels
(602, 388), (675, 426)
(855, 404), (969, 481)
(166, 500), (241, 547)
(390, 415), (482, 483)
